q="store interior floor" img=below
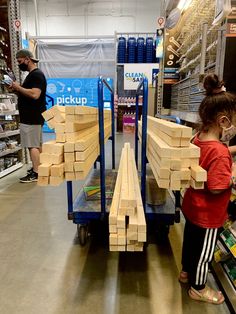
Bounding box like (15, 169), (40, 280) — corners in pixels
(0, 133), (232, 314)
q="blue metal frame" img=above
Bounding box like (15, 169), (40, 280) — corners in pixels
(66, 77), (115, 224)
(134, 78), (148, 209)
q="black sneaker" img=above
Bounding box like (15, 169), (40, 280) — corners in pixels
(20, 171), (38, 183)
(27, 167), (34, 174)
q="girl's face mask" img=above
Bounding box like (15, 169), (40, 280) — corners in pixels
(220, 116), (236, 142)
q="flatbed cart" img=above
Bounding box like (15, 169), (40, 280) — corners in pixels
(135, 77), (181, 238)
(66, 77), (116, 245)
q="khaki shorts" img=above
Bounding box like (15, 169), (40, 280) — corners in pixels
(20, 123), (42, 148)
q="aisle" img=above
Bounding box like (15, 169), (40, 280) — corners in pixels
(0, 133), (231, 314)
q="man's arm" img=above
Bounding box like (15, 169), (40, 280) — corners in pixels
(10, 81), (41, 100)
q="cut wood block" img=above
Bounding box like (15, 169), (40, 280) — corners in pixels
(55, 123), (65, 133)
(148, 141), (171, 168)
(150, 164), (169, 189)
(74, 106), (98, 115)
(40, 153), (51, 164)
(38, 176), (49, 186)
(109, 153), (124, 226)
(181, 137), (191, 147)
(128, 213), (138, 232)
(181, 168), (191, 180)
(64, 152), (75, 163)
(66, 114), (98, 124)
(109, 225), (117, 234)
(50, 175), (64, 186)
(65, 121), (97, 133)
(118, 235), (126, 245)
(170, 159), (181, 170)
(50, 163), (64, 177)
(134, 245), (143, 252)
(117, 215), (126, 229)
(127, 245), (135, 252)
(190, 177), (204, 189)
(42, 140), (56, 154)
(54, 112), (65, 123)
(65, 106), (75, 115)
(51, 143), (64, 155)
(138, 232), (147, 242)
(147, 116), (182, 138)
(117, 245), (126, 252)
(51, 154), (64, 165)
(47, 118), (56, 129)
(53, 105), (65, 114)
(109, 245), (118, 252)
(181, 158), (191, 168)
(74, 132), (99, 152)
(65, 172), (76, 181)
(42, 108), (54, 121)
(38, 163), (51, 177)
(74, 146), (98, 171)
(56, 133), (66, 143)
(147, 150), (170, 179)
(154, 127), (181, 147)
(190, 158), (200, 166)
(117, 228), (126, 236)
(127, 231), (138, 241)
(64, 162), (74, 172)
(109, 234), (118, 245)
(181, 143), (200, 158)
(120, 145), (129, 207)
(181, 180), (190, 188)
(170, 178), (181, 190)
(64, 142), (75, 153)
(75, 141), (98, 161)
(191, 165), (207, 182)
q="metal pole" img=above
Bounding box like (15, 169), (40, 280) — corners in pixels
(98, 78), (106, 217)
(67, 181), (73, 219)
(111, 92), (115, 169)
(141, 77), (148, 209)
(33, 0), (39, 36)
(200, 23), (208, 75)
(135, 94), (139, 167)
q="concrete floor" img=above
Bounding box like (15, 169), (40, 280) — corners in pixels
(0, 133), (231, 314)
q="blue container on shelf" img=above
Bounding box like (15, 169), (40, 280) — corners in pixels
(127, 37), (136, 63)
(146, 37), (154, 63)
(117, 36), (126, 63)
(137, 37), (145, 63)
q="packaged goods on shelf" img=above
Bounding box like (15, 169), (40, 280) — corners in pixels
(38, 105), (111, 187)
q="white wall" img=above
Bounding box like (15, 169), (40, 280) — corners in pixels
(20, 0), (161, 37)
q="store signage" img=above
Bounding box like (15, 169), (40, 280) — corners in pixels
(123, 64), (159, 90)
(44, 77), (112, 132)
(226, 18), (236, 37)
(157, 16), (166, 28)
(13, 19), (21, 32)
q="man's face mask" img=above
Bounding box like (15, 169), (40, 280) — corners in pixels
(18, 59), (29, 72)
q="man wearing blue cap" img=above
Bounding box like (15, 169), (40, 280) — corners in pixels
(10, 49), (47, 182)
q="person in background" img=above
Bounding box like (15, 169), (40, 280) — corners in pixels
(179, 74), (236, 304)
(10, 49), (47, 183)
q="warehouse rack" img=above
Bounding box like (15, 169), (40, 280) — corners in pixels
(66, 77), (115, 245)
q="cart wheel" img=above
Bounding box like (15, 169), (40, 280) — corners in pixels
(77, 225), (88, 246)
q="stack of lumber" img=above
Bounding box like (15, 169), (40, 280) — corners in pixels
(138, 116), (207, 190)
(38, 105), (111, 186)
(109, 143), (146, 252)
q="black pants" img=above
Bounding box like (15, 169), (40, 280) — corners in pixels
(182, 218), (218, 290)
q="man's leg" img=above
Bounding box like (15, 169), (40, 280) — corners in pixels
(29, 147), (41, 173)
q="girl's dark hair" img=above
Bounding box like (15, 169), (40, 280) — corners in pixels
(199, 74), (236, 131)
(203, 74), (224, 96)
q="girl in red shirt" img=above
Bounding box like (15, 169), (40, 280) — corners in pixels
(179, 74), (236, 304)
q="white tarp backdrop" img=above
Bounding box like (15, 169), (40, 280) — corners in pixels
(37, 39), (115, 78)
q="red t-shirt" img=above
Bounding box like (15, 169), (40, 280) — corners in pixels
(182, 135), (232, 228)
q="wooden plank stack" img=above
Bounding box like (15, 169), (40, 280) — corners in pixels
(38, 105), (111, 186)
(109, 143), (146, 252)
(138, 116), (207, 190)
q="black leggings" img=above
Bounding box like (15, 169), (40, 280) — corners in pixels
(182, 218), (218, 290)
